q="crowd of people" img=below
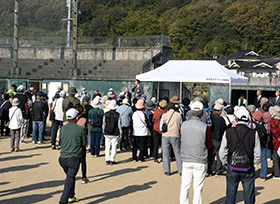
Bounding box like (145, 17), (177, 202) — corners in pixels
(1, 80), (280, 203)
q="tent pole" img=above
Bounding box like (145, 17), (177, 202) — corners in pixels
(157, 82), (160, 100)
(229, 83), (231, 103)
(180, 82), (182, 102)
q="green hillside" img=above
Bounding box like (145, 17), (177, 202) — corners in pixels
(1, 0), (280, 59)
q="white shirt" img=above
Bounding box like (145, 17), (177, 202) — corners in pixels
(53, 98), (64, 121)
(9, 106), (23, 130)
(132, 110), (148, 136)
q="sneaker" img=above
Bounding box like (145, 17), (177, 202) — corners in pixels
(38, 141), (44, 144)
(15, 148), (21, 152)
(51, 146), (56, 150)
(110, 161), (117, 165)
(10, 148), (15, 152)
(273, 176), (280, 180)
(215, 172), (223, 177)
(94, 155), (98, 158)
(68, 197), (79, 203)
(133, 160), (137, 163)
(57, 146), (61, 150)
(260, 177), (266, 181)
(81, 178), (89, 184)
(106, 161), (110, 165)
(20, 141), (26, 144)
(32, 141), (36, 144)
(164, 172), (170, 176)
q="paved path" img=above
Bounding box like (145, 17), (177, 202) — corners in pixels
(0, 134), (280, 204)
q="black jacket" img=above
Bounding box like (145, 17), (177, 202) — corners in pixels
(210, 112), (227, 141)
(32, 100), (48, 121)
(0, 100), (12, 120)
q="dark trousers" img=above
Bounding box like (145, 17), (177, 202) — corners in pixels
(208, 139), (222, 173)
(120, 126), (130, 150)
(90, 131), (102, 156)
(272, 149), (280, 177)
(1, 118), (9, 136)
(153, 130), (162, 160)
(132, 136), (147, 161)
(59, 156), (80, 204)
(51, 120), (63, 146)
(81, 147), (87, 179)
(226, 167), (255, 204)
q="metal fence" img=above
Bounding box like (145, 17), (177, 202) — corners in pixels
(0, 35), (170, 48)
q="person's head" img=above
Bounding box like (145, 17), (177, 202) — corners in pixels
(95, 89), (99, 94)
(29, 87), (35, 94)
(213, 103), (223, 115)
(74, 104), (84, 117)
(140, 94), (146, 101)
(4, 93), (10, 101)
(224, 104), (234, 114)
(12, 98), (20, 106)
(42, 93), (48, 100)
(119, 92), (125, 99)
(17, 85), (25, 93)
(59, 90), (66, 98)
(132, 98), (138, 105)
(105, 100), (110, 108)
(122, 98), (130, 106)
(36, 92), (44, 100)
(145, 100), (154, 110)
(135, 99), (145, 110)
(247, 104), (256, 114)
(66, 108), (79, 122)
(57, 86), (62, 92)
(190, 101), (203, 118)
(159, 99), (168, 109)
(234, 106), (250, 122)
(260, 97), (268, 107)
(82, 95), (90, 104)
(276, 91), (280, 97)
(125, 88), (129, 93)
(135, 79), (140, 85)
(170, 96), (180, 104)
(240, 94), (245, 99)
(263, 103), (271, 112)
(182, 97), (190, 107)
(252, 111), (263, 122)
(108, 100), (118, 110)
(257, 90), (262, 96)
(68, 87), (77, 96)
(11, 84), (17, 91)
(109, 88), (114, 93)
(91, 96), (101, 108)
(166, 102), (176, 111)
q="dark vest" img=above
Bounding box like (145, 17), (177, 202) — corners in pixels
(226, 125), (256, 165)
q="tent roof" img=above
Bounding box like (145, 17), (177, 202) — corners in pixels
(136, 60), (248, 84)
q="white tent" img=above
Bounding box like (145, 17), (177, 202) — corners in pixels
(136, 60), (248, 101)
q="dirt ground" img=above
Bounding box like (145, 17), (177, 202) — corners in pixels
(0, 132), (280, 204)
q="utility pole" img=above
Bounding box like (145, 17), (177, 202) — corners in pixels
(66, 0), (72, 47)
(13, 0), (19, 76)
(72, 0), (78, 76)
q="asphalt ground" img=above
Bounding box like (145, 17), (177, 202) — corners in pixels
(1, 132), (280, 204)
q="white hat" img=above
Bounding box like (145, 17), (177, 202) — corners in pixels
(82, 87), (86, 91)
(190, 101), (203, 111)
(91, 96), (101, 108)
(59, 90), (66, 97)
(17, 85), (25, 92)
(29, 87), (35, 92)
(108, 100), (118, 110)
(122, 98), (130, 105)
(12, 98), (20, 106)
(234, 106), (249, 121)
(119, 92), (125, 97)
(66, 108), (79, 120)
(109, 88), (113, 91)
(215, 98), (224, 105)
(214, 103), (223, 111)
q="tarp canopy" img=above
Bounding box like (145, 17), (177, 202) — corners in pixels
(136, 60), (248, 84)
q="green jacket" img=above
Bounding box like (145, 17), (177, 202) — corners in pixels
(60, 122), (87, 158)
(238, 98), (247, 107)
(88, 108), (104, 132)
(62, 95), (80, 121)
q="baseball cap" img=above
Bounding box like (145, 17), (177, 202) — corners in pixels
(191, 101), (203, 111)
(66, 108), (79, 120)
(234, 107), (249, 121)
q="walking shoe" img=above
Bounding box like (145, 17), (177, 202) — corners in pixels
(110, 161), (117, 165)
(38, 141), (44, 144)
(215, 172), (223, 177)
(68, 197), (79, 203)
(15, 148), (21, 152)
(20, 141), (26, 144)
(273, 176), (280, 180)
(260, 177), (266, 181)
(164, 172), (170, 176)
(32, 141), (36, 144)
(81, 178), (89, 184)
(106, 161), (110, 165)
(51, 145), (56, 150)
(133, 160), (137, 162)
(57, 146), (61, 150)
(10, 148), (15, 152)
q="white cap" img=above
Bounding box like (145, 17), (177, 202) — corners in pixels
(29, 87), (35, 92)
(109, 88), (113, 91)
(66, 108), (79, 120)
(214, 103), (223, 111)
(17, 85), (25, 92)
(59, 90), (66, 97)
(122, 98), (130, 105)
(190, 101), (203, 111)
(91, 96), (101, 108)
(234, 107), (249, 121)
(82, 87), (86, 91)
(108, 100), (117, 110)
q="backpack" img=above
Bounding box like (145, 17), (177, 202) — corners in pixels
(65, 98), (74, 112)
(255, 122), (268, 148)
(228, 128), (252, 172)
(88, 109), (102, 127)
(104, 111), (119, 135)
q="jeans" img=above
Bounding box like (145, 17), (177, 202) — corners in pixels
(51, 120), (63, 147)
(59, 156), (80, 204)
(260, 147), (268, 178)
(90, 131), (102, 156)
(162, 136), (182, 174)
(132, 136), (147, 161)
(32, 121), (44, 142)
(226, 166), (255, 204)
(180, 162), (207, 204)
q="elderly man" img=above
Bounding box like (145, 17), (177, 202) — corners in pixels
(272, 91), (280, 106)
(219, 107), (261, 204)
(180, 101), (212, 204)
(254, 90), (262, 108)
(59, 108), (87, 204)
(132, 79), (144, 99)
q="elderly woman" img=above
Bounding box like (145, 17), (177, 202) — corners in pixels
(269, 106), (280, 179)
